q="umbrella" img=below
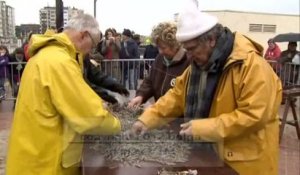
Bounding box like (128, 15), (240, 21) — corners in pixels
(273, 33), (300, 42)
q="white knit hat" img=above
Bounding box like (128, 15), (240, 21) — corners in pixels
(176, 3), (218, 42)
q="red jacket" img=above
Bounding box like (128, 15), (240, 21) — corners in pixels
(264, 44), (281, 61)
(24, 44), (30, 61)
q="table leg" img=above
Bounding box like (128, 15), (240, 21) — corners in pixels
(290, 100), (300, 140)
(280, 98), (290, 142)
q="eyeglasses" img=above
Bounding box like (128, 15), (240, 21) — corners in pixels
(184, 44), (199, 54)
(86, 32), (97, 49)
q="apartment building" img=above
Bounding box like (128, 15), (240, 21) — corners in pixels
(0, 1), (15, 44)
(39, 6), (83, 33)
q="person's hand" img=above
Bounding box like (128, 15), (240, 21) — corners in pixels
(94, 88), (118, 104)
(128, 96), (143, 108)
(179, 121), (193, 136)
(109, 37), (115, 43)
(100, 93), (118, 104)
(129, 120), (148, 137)
(113, 84), (130, 96)
(106, 40), (110, 46)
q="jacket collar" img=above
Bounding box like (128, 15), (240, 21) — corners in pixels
(172, 46), (186, 62)
(224, 32), (264, 69)
(162, 46), (187, 67)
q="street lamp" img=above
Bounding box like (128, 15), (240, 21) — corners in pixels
(94, 0), (98, 17)
(56, 0), (64, 32)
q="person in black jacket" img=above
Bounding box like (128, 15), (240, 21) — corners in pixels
(84, 54), (129, 104)
(144, 43), (159, 59)
(119, 29), (139, 90)
(8, 47), (26, 107)
(279, 42), (300, 86)
(0, 45), (10, 100)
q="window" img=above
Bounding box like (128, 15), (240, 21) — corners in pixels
(249, 24), (263, 32)
(249, 24), (276, 33)
(263, 25), (276, 33)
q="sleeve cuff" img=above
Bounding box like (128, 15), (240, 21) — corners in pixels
(191, 119), (219, 142)
(138, 112), (166, 129)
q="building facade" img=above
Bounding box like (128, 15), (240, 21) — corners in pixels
(0, 1), (16, 45)
(15, 24), (41, 42)
(0, 1), (5, 38)
(39, 6), (83, 33)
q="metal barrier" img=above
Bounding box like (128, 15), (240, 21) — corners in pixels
(268, 60), (300, 87)
(100, 59), (155, 90)
(0, 59), (156, 101)
(0, 62), (27, 101)
(1, 59), (299, 101)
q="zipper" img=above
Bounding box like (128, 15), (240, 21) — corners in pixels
(223, 60), (243, 73)
(214, 60), (243, 96)
(161, 66), (169, 96)
(218, 60), (244, 86)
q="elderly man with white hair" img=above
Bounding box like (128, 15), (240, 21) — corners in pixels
(6, 13), (121, 175)
(130, 4), (282, 175)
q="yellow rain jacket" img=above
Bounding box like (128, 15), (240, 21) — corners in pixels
(139, 33), (282, 175)
(6, 33), (121, 175)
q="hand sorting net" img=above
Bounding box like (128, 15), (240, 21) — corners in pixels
(90, 104), (192, 167)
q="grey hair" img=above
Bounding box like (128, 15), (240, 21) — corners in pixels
(65, 13), (100, 37)
(196, 23), (224, 44)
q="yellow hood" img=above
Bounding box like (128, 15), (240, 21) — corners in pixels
(225, 32), (264, 67)
(28, 33), (77, 59)
(44, 28), (56, 36)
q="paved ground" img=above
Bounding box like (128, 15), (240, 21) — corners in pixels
(0, 100), (299, 175)
(0, 100), (13, 175)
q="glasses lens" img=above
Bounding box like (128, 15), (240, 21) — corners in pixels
(87, 32), (96, 48)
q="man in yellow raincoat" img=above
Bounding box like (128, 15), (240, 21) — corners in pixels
(130, 3), (282, 175)
(6, 14), (121, 175)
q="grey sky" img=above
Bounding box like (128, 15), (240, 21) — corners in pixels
(5, 0), (300, 35)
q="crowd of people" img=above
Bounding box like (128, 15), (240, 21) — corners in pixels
(0, 45), (26, 103)
(0, 26), (159, 102)
(2, 1), (300, 175)
(264, 40), (300, 86)
(1, 21), (298, 103)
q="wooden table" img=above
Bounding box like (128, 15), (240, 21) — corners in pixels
(82, 142), (238, 175)
(280, 85), (300, 141)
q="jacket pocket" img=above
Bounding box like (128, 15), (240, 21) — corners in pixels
(61, 125), (83, 168)
(223, 130), (266, 161)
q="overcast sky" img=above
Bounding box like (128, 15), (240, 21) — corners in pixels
(5, 0), (300, 35)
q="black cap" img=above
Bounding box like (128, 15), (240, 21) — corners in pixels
(288, 42), (297, 46)
(268, 38), (274, 44)
(122, 29), (132, 37)
(14, 47), (24, 54)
